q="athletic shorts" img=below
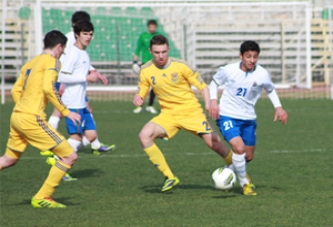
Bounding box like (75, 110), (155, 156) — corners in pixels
(216, 116), (257, 146)
(65, 107), (96, 134)
(55, 82), (61, 91)
(150, 110), (214, 139)
(6, 112), (73, 158)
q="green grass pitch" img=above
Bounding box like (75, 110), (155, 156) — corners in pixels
(1, 99), (332, 226)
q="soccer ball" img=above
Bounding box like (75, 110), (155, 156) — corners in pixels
(212, 167), (236, 190)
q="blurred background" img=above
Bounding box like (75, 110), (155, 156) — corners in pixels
(1, 0), (332, 102)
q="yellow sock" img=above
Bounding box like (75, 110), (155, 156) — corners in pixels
(144, 144), (174, 178)
(224, 149), (233, 165)
(34, 161), (70, 199)
(0, 165), (2, 170)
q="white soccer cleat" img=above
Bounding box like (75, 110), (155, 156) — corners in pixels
(133, 106), (143, 113)
(146, 106), (157, 114)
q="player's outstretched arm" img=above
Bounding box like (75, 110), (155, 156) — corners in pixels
(90, 70), (108, 85)
(210, 99), (219, 120)
(201, 87), (211, 113)
(133, 95), (144, 106)
(267, 89), (288, 124)
(86, 70), (99, 83)
(274, 107), (288, 124)
(208, 79), (220, 120)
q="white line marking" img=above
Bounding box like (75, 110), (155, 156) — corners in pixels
(16, 148), (329, 160)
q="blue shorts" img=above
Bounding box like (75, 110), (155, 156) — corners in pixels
(65, 107), (96, 134)
(216, 116), (257, 146)
(55, 82), (88, 102)
(55, 82), (61, 91)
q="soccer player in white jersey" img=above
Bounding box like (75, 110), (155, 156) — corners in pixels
(209, 40), (288, 196)
(42, 11), (113, 164)
(48, 20), (114, 181)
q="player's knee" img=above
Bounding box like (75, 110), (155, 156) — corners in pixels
(62, 152), (78, 166)
(139, 130), (148, 141)
(232, 145), (245, 154)
(139, 130), (154, 146)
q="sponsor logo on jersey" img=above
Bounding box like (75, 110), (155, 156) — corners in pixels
(171, 72), (179, 82)
(252, 82), (257, 87)
(162, 73), (166, 77)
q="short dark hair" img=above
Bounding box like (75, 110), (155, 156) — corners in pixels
(73, 20), (94, 35)
(240, 40), (260, 55)
(71, 11), (91, 25)
(150, 34), (168, 48)
(43, 30), (67, 49)
(147, 19), (158, 26)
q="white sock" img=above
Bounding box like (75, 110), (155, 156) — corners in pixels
(82, 136), (91, 147)
(68, 138), (82, 152)
(90, 138), (101, 149)
(232, 153), (249, 187)
(48, 116), (60, 129)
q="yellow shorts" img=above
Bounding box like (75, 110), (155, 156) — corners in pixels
(6, 112), (73, 159)
(150, 110), (215, 139)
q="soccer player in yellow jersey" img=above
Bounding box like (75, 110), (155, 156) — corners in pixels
(133, 35), (232, 192)
(0, 30), (81, 208)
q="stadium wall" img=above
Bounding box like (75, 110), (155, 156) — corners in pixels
(1, 0), (332, 102)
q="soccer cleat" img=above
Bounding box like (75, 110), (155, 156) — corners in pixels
(91, 143), (116, 155)
(146, 106), (157, 114)
(31, 196), (66, 208)
(246, 174), (255, 189)
(40, 150), (54, 157)
(133, 106), (143, 113)
(242, 183), (257, 196)
(46, 157), (56, 166)
(161, 176), (180, 193)
(62, 173), (78, 182)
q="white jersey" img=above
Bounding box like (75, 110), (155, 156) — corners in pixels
(57, 31), (94, 83)
(65, 31), (76, 52)
(60, 45), (90, 109)
(57, 31), (76, 83)
(213, 62), (274, 120)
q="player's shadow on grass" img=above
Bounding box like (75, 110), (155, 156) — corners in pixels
(70, 168), (103, 179)
(211, 194), (237, 199)
(140, 184), (216, 194)
(16, 197), (80, 207)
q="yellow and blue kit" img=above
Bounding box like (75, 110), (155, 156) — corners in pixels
(6, 53), (73, 158)
(137, 58), (214, 138)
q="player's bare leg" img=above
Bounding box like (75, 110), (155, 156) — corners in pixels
(139, 122), (179, 192)
(245, 146), (255, 162)
(200, 132), (232, 164)
(0, 149), (21, 169)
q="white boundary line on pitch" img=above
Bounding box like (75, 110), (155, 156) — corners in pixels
(16, 148), (328, 160)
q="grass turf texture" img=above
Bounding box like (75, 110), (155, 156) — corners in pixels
(1, 99), (332, 227)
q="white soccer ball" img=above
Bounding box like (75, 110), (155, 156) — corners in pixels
(212, 167), (237, 190)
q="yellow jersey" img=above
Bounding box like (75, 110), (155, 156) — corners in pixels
(137, 58), (207, 115)
(11, 53), (70, 119)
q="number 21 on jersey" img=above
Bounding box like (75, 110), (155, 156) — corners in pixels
(236, 87), (247, 97)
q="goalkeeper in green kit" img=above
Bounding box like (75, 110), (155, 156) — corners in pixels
(132, 19), (160, 114)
